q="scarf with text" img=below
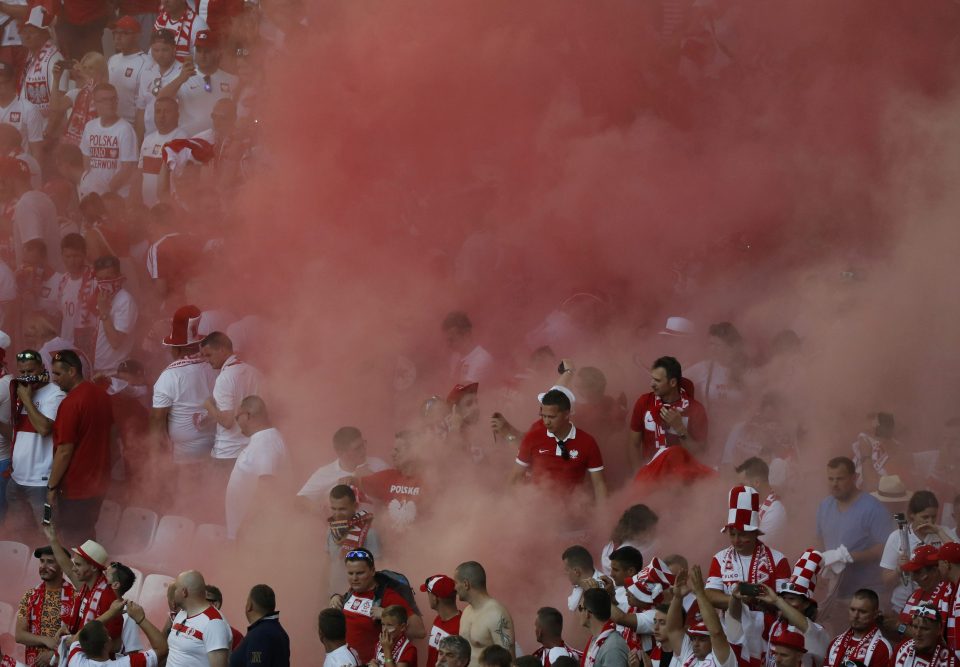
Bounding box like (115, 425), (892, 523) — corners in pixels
(826, 626), (886, 667)
(720, 540), (777, 588)
(651, 387), (691, 449)
(375, 633), (410, 666)
(329, 509), (374, 556)
(892, 641), (956, 667)
(67, 575), (110, 633)
(24, 582), (75, 665)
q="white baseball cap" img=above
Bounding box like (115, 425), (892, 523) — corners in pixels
(24, 6), (52, 29)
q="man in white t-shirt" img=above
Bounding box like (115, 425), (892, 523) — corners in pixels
(107, 17), (148, 125)
(0, 156), (62, 272)
(151, 305), (217, 500)
(297, 426), (388, 512)
(225, 395), (289, 540)
(0, 62), (43, 156)
(57, 233), (97, 360)
(5, 348), (66, 530)
(200, 331), (260, 478)
(319, 608), (362, 667)
(135, 29), (182, 139)
(156, 29), (237, 136)
(137, 96), (186, 207)
(92, 256), (138, 376)
(736, 457), (787, 546)
(442, 311), (494, 386)
(62, 601), (168, 667)
(167, 570), (231, 667)
(79, 84), (138, 198)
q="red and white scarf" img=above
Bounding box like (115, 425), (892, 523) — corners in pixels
(23, 582), (74, 666)
(651, 387), (692, 450)
(582, 621), (618, 667)
(827, 626), (886, 667)
(893, 641), (957, 667)
(947, 583), (960, 657)
(155, 8), (199, 62)
(759, 494), (779, 522)
(901, 582), (955, 627)
(68, 575), (110, 633)
(375, 633), (410, 666)
(166, 351), (207, 370)
(720, 540), (776, 588)
(329, 509), (374, 556)
(62, 83), (97, 146)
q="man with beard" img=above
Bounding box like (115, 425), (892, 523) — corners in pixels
(823, 590), (891, 667)
(15, 545), (76, 666)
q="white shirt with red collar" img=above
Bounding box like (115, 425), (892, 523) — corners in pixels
(167, 605), (232, 666)
(824, 626), (892, 667)
(63, 641), (158, 666)
(705, 541), (790, 597)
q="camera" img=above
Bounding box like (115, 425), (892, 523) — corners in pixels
(893, 512), (906, 526)
(15, 372), (49, 385)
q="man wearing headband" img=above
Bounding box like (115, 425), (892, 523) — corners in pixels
(510, 387), (606, 501)
(823, 589), (891, 667)
(6, 348), (65, 533)
(890, 604), (957, 667)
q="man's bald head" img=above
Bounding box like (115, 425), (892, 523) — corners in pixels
(177, 570), (207, 595)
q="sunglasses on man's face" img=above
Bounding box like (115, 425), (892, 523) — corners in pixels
(17, 351), (40, 362)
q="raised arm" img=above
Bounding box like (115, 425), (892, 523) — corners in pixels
(755, 585), (809, 633)
(665, 568), (687, 651)
(126, 601), (169, 659)
(691, 565), (731, 664)
(42, 521), (81, 588)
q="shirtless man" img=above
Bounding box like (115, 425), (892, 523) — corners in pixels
(454, 561), (515, 666)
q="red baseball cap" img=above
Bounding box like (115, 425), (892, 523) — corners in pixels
(194, 29), (219, 49)
(770, 624), (807, 653)
(113, 15), (141, 32)
(420, 574), (456, 598)
(902, 544), (940, 572)
(937, 542), (960, 564)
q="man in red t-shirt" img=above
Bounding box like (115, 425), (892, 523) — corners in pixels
(47, 348), (114, 546)
(362, 431), (425, 532)
(511, 388), (606, 501)
(328, 549), (426, 663)
(628, 356), (708, 468)
(420, 575), (461, 667)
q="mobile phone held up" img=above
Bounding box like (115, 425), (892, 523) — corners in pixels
(738, 582), (762, 597)
(42, 503), (52, 525)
